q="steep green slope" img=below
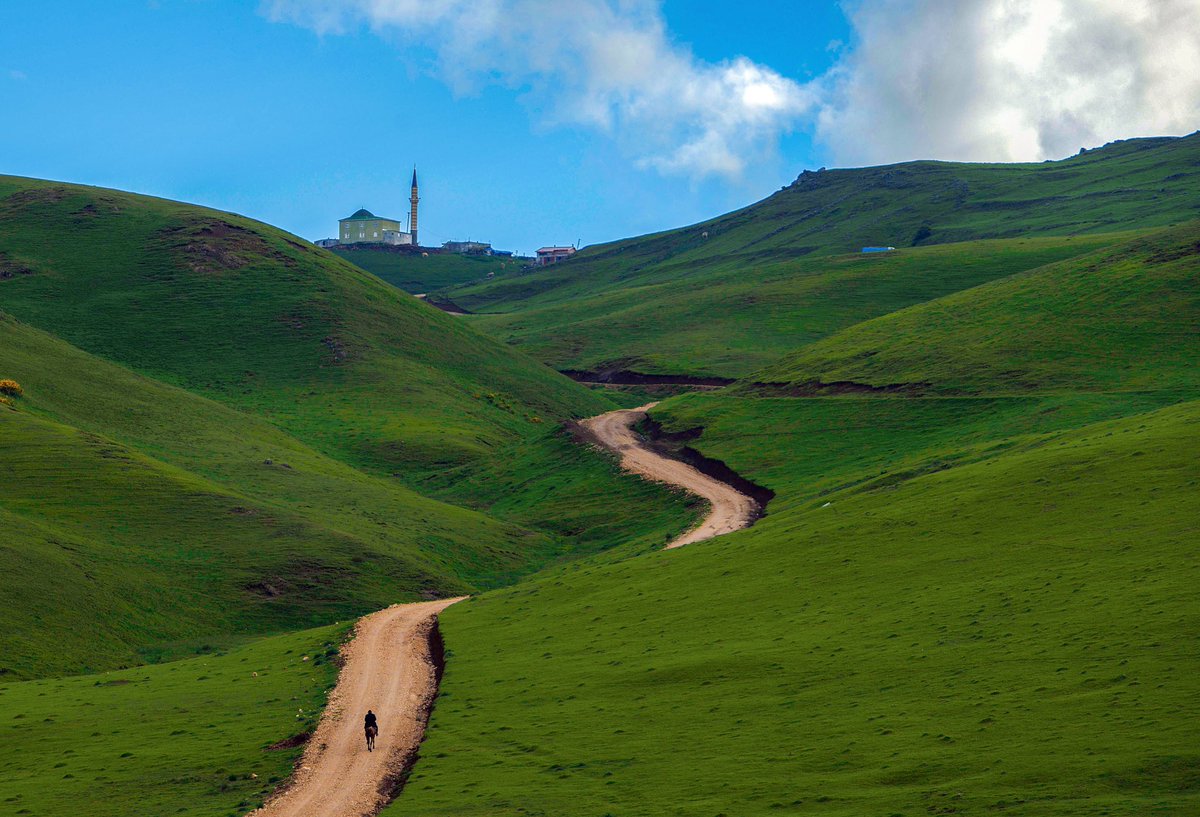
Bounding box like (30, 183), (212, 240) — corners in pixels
(333, 246), (519, 293)
(0, 623), (344, 817)
(392, 395), (1199, 817)
(753, 221), (1200, 394)
(0, 175), (602, 475)
(0, 180), (696, 678)
(0, 314), (524, 678)
(444, 133), (1199, 378)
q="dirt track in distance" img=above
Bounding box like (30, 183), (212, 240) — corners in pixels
(581, 403), (760, 548)
(250, 598), (463, 817)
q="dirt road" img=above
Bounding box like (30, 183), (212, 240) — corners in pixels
(581, 403), (760, 548)
(251, 598), (463, 817)
(252, 404), (753, 815)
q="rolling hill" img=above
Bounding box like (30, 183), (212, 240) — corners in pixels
(2, 129), (1197, 817)
(332, 246), (521, 294)
(0, 176), (695, 679)
(389, 215), (1200, 815)
(439, 133), (1200, 379)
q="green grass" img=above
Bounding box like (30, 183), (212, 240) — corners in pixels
(0, 179), (696, 678)
(390, 394), (1200, 817)
(386, 197), (1200, 815)
(753, 221), (1200, 394)
(0, 176), (606, 475)
(0, 623), (346, 817)
(333, 247), (522, 293)
(3, 135), (1197, 817)
(464, 232), (1129, 378)
(441, 133), (1199, 378)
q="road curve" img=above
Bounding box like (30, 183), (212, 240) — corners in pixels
(581, 403), (760, 548)
(251, 404), (753, 816)
(250, 597), (464, 817)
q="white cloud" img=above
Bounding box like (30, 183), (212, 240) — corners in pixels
(263, 0), (1200, 176)
(815, 0), (1200, 165)
(261, 0), (813, 179)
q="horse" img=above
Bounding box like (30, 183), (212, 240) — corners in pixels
(365, 724), (378, 752)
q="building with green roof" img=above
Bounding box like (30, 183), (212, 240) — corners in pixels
(338, 208), (411, 245)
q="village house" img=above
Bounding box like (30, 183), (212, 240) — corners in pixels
(443, 240), (492, 255)
(536, 246), (576, 266)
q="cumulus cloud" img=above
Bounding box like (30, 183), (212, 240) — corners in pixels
(261, 0), (814, 179)
(264, 0), (1200, 176)
(816, 0), (1200, 165)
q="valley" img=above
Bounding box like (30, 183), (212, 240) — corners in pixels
(2, 132), (1198, 817)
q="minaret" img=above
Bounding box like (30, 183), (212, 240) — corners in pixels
(409, 168), (419, 247)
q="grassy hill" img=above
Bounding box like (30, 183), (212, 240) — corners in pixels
(752, 221), (1200, 395)
(2, 131), (1197, 817)
(386, 209), (1200, 815)
(396, 396), (1199, 817)
(0, 177), (695, 678)
(441, 133), (1199, 378)
(332, 246), (521, 294)
(0, 623), (344, 817)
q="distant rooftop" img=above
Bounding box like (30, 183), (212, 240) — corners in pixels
(341, 208), (401, 222)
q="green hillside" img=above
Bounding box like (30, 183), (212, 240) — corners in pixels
(387, 205), (1200, 815)
(0, 178), (695, 678)
(397, 395), (1199, 817)
(0, 623), (344, 817)
(2, 131), (1197, 817)
(442, 133), (1199, 378)
(332, 246), (521, 293)
(753, 221), (1200, 394)
(0, 175), (600, 475)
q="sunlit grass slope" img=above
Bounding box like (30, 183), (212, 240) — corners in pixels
(0, 623), (344, 817)
(333, 247), (519, 293)
(445, 133), (1199, 377)
(466, 233), (1125, 378)
(392, 395), (1200, 817)
(390, 204), (1199, 815)
(754, 221), (1200, 394)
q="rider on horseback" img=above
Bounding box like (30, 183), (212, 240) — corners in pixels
(364, 710), (378, 751)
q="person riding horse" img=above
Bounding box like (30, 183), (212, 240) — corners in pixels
(364, 710), (378, 752)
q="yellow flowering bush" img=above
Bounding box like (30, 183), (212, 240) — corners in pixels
(0, 379), (22, 397)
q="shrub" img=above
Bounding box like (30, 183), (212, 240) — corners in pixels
(0, 379), (23, 397)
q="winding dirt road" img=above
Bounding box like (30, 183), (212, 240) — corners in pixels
(250, 598), (463, 817)
(251, 403), (756, 816)
(581, 403), (760, 548)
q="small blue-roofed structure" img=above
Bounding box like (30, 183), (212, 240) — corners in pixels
(861, 246), (896, 253)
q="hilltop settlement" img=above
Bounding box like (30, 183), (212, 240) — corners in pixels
(313, 169), (577, 266)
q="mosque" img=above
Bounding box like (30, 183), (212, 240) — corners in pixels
(317, 170), (420, 248)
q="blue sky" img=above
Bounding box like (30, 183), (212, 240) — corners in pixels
(0, 2), (844, 252)
(2, 1), (1196, 253)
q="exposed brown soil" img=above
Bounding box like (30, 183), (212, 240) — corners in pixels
(743, 378), (933, 397)
(561, 368), (734, 388)
(155, 219), (293, 276)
